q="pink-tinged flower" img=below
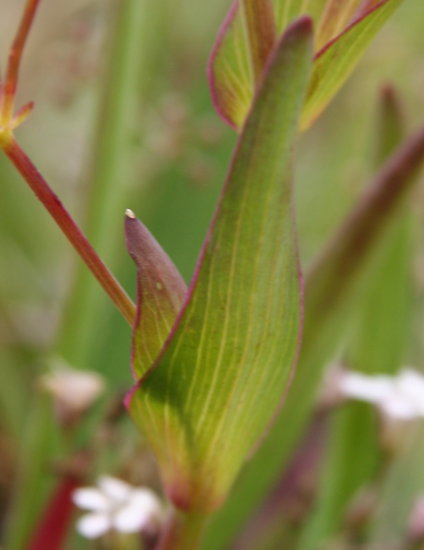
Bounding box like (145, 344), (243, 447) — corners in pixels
(72, 476), (163, 539)
(39, 362), (105, 424)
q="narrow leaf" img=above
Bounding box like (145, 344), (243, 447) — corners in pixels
(209, 1), (254, 129)
(315, 0), (367, 48)
(125, 209), (187, 379)
(209, 0), (404, 131)
(301, 0), (405, 130)
(128, 18), (313, 511)
(241, 0), (277, 82)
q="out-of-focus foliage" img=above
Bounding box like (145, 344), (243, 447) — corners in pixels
(1, 1), (424, 549)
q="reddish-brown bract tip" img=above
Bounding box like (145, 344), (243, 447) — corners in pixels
(288, 15), (314, 36)
(125, 213), (187, 379)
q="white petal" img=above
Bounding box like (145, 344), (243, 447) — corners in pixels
(98, 476), (132, 502)
(76, 513), (111, 539)
(398, 370), (424, 413)
(72, 488), (110, 511)
(339, 372), (394, 404)
(113, 505), (148, 533)
(113, 491), (162, 533)
(400, 368), (424, 387)
(131, 489), (162, 512)
(380, 396), (419, 419)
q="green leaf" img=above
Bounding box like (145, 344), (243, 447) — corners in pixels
(125, 210), (187, 378)
(203, 124), (424, 549)
(127, 18), (313, 511)
(301, 0), (405, 130)
(209, 0), (404, 131)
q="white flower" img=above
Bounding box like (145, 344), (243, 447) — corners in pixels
(72, 476), (162, 539)
(338, 368), (424, 420)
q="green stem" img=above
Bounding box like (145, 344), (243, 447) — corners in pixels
(3, 138), (135, 324)
(58, 0), (146, 359)
(156, 510), (209, 550)
(4, 394), (57, 550)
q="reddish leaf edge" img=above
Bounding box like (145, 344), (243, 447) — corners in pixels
(314, 0), (395, 61)
(125, 16), (312, 412)
(207, 0), (239, 131)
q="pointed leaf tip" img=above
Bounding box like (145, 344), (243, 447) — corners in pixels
(125, 215), (187, 379)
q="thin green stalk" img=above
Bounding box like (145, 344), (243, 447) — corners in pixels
(58, 0), (147, 361)
(4, 394), (58, 550)
(156, 510), (209, 550)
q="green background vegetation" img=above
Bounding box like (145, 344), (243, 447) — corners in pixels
(0, 1), (423, 549)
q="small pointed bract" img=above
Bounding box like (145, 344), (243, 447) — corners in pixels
(125, 210), (187, 379)
(209, 0), (405, 131)
(126, 18), (313, 512)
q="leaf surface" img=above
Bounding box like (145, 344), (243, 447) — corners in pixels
(127, 18), (313, 511)
(209, 0), (404, 131)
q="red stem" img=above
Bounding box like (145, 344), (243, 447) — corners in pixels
(26, 475), (80, 550)
(3, 138), (135, 325)
(1, 0), (41, 120)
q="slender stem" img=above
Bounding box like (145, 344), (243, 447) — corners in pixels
(57, 0), (146, 359)
(3, 394), (56, 550)
(1, 0), (41, 120)
(3, 138), (135, 325)
(155, 509), (208, 550)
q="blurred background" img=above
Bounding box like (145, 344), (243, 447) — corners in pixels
(0, 0), (424, 549)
